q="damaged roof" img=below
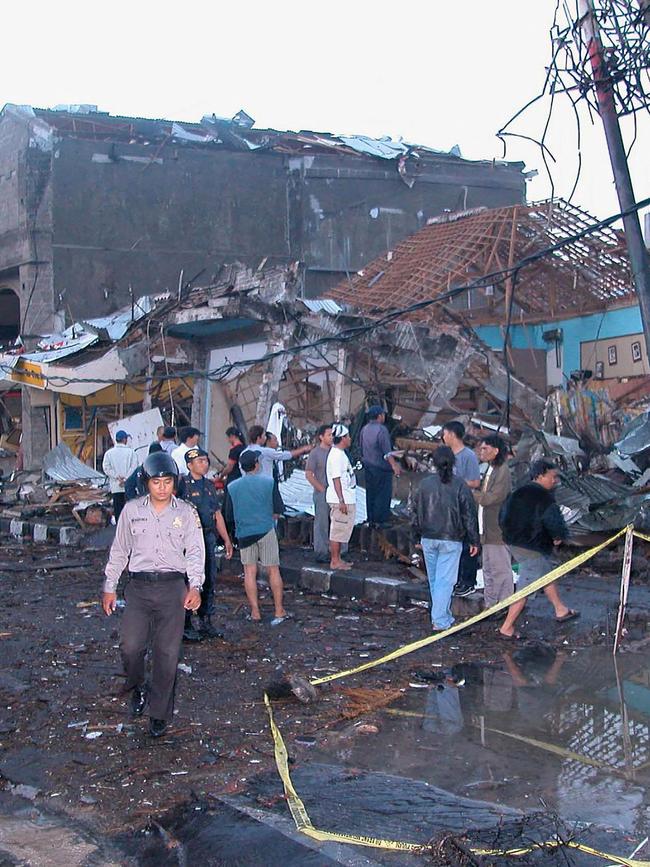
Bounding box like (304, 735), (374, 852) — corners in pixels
(327, 199), (634, 325)
(2, 104), (521, 170)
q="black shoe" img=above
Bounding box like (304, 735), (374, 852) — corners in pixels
(454, 585), (476, 598)
(129, 686), (147, 717)
(149, 718), (168, 738)
(182, 625), (203, 642)
(199, 616), (224, 639)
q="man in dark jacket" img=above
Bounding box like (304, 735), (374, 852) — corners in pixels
(498, 459), (579, 639)
(414, 446), (479, 631)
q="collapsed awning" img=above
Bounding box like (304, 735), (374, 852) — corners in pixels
(0, 296), (159, 396)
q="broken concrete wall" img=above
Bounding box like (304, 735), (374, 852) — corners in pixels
(298, 153), (526, 297)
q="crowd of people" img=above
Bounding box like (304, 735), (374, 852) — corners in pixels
(101, 413), (578, 738)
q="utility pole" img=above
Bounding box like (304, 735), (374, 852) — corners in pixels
(578, 0), (650, 354)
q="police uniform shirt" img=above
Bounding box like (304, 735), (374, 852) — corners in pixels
(103, 495), (205, 593)
(183, 476), (223, 532)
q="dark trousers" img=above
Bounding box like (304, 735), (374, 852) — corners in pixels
(456, 538), (478, 590)
(112, 492), (126, 521)
(365, 465), (393, 524)
(198, 531), (218, 618)
(121, 578), (186, 721)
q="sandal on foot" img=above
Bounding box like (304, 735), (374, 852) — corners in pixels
(556, 609), (580, 623)
(497, 629), (522, 641)
(245, 614), (262, 624)
(270, 612), (294, 627)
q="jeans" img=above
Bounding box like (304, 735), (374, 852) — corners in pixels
(456, 537), (478, 590)
(421, 537), (463, 629)
(198, 531), (218, 618)
(112, 492), (126, 522)
(365, 465), (393, 524)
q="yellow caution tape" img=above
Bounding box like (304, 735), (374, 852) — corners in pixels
(311, 527), (628, 686)
(264, 525), (649, 864)
(633, 530), (650, 543)
(264, 693), (424, 852)
(264, 693), (649, 864)
(474, 841), (650, 866)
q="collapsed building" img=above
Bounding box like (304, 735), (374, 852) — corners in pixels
(0, 103), (648, 543)
(0, 103), (527, 465)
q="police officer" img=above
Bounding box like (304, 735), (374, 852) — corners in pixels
(181, 447), (233, 639)
(102, 452), (205, 739)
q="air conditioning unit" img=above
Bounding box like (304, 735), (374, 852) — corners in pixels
(542, 328), (563, 344)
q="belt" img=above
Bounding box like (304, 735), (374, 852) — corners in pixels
(128, 571), (186, 582)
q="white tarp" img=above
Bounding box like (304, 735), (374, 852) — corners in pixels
(108, 408), (164, 462)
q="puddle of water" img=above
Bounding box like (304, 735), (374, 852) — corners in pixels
(312, 646), (650, 840)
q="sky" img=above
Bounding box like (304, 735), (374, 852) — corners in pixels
(5, 0), (648, 224)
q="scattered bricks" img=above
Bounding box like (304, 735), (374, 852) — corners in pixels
(330, 571), (365, 599)
(364, 576), (403, 606)
(33, 523), (49, 543)
(299, 567), (331, 594)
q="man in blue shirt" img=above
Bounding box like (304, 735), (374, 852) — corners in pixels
(360, 405), (401, 527)
(224, 450), (291, 626)
(441, 421), (481, 598)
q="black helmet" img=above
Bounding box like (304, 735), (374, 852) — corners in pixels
(142, 452), (179, 481)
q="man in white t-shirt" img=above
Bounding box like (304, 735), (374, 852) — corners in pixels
(171, 427), (200, 473)
(325, 423), (356, 571)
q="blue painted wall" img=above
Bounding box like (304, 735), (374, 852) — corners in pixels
(474, 305), (643, 379)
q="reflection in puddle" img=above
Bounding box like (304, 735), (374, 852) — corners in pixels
(313, 646), (650, 838)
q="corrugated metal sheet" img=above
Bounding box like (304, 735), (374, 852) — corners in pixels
(301, 299), (343, 316)
(42, 443), (106, 483)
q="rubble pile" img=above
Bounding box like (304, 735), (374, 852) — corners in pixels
(0, 443), (110, 528)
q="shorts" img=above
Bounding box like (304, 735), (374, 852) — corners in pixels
(329, 503), (356, 543)
(240, 529), (280, 567)
(509, 546), (554, 589)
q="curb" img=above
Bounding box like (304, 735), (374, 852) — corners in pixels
(0, 516), (83, 547)
(292, 560), (484, 613)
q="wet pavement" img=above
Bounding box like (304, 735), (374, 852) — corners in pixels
(315, 648), (649, 833)
(232, 646), (650, 864)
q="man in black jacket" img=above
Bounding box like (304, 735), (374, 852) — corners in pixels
(498, 459), (579, 639)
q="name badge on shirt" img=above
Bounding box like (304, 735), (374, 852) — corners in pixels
(172, 517), (183, 528)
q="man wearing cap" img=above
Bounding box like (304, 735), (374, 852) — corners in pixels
(102, 430), (138, 521)
(224, 449), (290, 625)
(360, 406), (401, 528)
(102, 451), (205, 738)
(171, 427), (201, 473)
(326, 424), (357, 570)
(181, 447), (233, 639)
